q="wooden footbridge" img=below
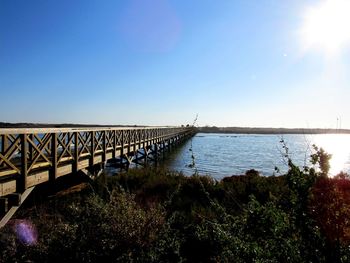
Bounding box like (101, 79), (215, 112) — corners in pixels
(0, 126), (195, 226)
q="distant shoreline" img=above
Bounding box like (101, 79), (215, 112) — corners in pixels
(1, 122), (349, 134)
(198, 126), (350, 134)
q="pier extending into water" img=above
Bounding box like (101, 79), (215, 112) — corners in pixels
(0, 126), (195, 226)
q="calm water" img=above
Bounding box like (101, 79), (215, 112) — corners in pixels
(163, 133), (350, 179)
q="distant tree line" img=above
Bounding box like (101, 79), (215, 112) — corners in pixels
(199, 126), (350, 134)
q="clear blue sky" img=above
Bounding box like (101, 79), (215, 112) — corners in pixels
(1, 0), (349, 128)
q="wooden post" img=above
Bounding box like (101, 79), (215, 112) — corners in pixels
(50, 133), (57, 182)
(0, 135), (3, 154)
(73, 132), (79, 173)
(0, 135), (5, 169)
(1, 135), (7, 154)
(138, 129), (141, 150)
(90, 131), (95, 166)
(112, 130), (116, 159)
(102, 130), (106, 167)
(142, 130), (146, 149)
(19, 134), (28, 192)
(120, 130), (124, 167)
(155, 143), (158, 165)
(127, 130), (131, 157)
(28, 134), (34, 163)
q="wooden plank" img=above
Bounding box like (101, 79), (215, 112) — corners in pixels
(30, 161), (51, 170)
(59, 156), (74, 163)
(0, 169), (18, 178)
(78, 159), (89, 169)
(79, 152), (90, 158)
(93, 156), (102, 164)
(57, 164), (72, 178)
(27, 171), (49, 187)
(0, 126), (188, 135)
(0, 180), (16, 196)
(115, 149), (122, 157)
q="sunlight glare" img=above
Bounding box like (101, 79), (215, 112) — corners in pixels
(312, 134), (350, 176)
(301, 0), (350, 55)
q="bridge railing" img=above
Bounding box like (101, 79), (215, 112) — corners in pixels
(0, 127), (195, 196)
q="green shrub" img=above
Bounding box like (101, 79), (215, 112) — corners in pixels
(1, 145), (348, 262)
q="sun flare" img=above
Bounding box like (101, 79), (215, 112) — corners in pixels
(301, 0), (350, 55)
(312, 134), (350, 176)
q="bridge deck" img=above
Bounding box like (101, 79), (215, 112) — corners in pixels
(0, 127), (195, 197)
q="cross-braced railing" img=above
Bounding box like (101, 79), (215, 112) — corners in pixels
(0, 127), (195, 196)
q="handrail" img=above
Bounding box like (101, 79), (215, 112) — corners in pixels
(0, 126), (190, 134)
(0, 127), (196, 196)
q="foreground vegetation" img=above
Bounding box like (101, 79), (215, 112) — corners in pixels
(1, 146), (350, 262)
